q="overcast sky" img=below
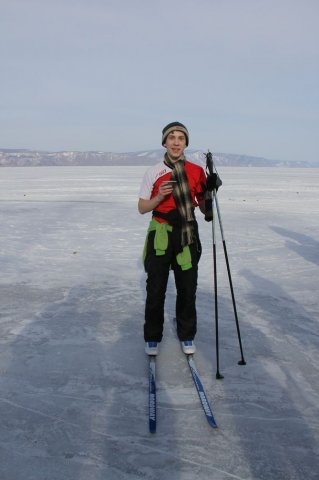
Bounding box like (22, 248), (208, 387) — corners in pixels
(1, 0), (318, 162)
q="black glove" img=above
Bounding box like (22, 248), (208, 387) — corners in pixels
(206, 173), (222, 192)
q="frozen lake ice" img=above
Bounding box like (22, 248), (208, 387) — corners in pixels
(0, 166), (318, 479)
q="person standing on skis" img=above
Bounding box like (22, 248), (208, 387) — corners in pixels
(138, 121), (208, 356)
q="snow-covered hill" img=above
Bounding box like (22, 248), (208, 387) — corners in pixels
(0, 148), (317, 167)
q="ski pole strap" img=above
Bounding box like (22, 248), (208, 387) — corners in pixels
(204, 191), (213, 222)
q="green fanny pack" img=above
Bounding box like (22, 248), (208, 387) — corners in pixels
(143, 219), (192, 271)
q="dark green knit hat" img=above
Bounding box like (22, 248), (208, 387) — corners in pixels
(162, 121), (189, 147)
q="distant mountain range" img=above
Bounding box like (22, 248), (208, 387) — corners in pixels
(0, 148), (317, 168)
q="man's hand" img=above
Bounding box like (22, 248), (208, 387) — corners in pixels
(206, 173), (222, 192)
(138, 181), (175, 214)
(158, 181), (175, 198)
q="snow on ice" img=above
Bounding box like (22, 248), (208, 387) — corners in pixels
(0, 165), (318, 480)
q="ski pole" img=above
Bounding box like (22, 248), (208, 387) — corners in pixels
(212, 191), (224, 379)
(214, 191), (246, 366)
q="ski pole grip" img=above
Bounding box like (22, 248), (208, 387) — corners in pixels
(206, 151), (214, 175)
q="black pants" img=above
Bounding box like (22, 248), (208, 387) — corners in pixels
(144, 230), (201, 342)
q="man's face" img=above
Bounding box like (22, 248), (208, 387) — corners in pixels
(164, 130), (187, 160)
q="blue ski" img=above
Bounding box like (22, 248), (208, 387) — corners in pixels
(149, 356), (156, 433)
(173, 318), (218, 428)
(186, 354), (218, 428)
